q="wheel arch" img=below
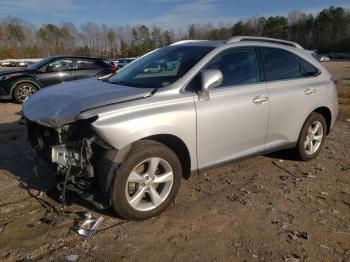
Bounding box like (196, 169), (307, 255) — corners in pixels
(313, 106), (332, 135)
(11, 78), (41, 98)
(142, 134), (192, 179)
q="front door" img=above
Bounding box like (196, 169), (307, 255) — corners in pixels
(36, 58), (74, 86)
(194, 47), (269, 170)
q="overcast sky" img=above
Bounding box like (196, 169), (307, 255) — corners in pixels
(0, 0), (349, 29)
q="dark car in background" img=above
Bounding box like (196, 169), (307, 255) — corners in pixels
(0, 56), (117, 103)
(115, 58), (136, 69)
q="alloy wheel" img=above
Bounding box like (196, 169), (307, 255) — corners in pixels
(16, 84), (36, 102)
(304, 120), (324, 155)
(125, 157), (174, 211)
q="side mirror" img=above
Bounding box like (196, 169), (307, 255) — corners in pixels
(198, 69), (223, 101)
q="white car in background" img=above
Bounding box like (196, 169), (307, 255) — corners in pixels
(319, 56), (331, 62)
(0, 61), (11, 67)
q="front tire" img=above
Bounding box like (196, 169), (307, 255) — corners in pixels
(110, 140), (182, 220)
(295, 112), (327, 161)
(13, 82), (38, 104)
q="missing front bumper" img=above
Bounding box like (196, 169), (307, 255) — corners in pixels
(51, 145), (81, 167)
(26, 119), (115, 210)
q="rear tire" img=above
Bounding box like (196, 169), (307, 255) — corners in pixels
(13, 82), (38, 104)
(110, 140), (182, 220)
(295, 112), (327, 161)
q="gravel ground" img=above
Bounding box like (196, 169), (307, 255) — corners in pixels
(0, 62), (349, 261)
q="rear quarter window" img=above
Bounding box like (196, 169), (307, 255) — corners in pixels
(300, 59), (319, 77)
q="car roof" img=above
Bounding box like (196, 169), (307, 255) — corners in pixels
(48, 56), (104, 61)
(170, 40), (225, 47)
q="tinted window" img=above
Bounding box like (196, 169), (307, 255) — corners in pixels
(76, 59), (99, 69)
(206, 48), (260, 87)
(300, 59), (319, 77)
(260, 47), (301, 81)
(47, 59), (73, 72)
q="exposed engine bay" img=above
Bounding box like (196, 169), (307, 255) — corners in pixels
(26, 119), (118, 209)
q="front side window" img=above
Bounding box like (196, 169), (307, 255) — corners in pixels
(47, 59), (73, 72)
(260, 47), (301, 81)
(205, 48), (260, 88)
(109, 46), (214, 88)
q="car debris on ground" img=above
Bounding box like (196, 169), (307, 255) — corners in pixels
(77, 213), (104, 238)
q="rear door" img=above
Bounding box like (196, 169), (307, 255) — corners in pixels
(36, 58), (74, 86)
(260, 47), (324, 149)
(73, 59), (104, 80)
(194, 47), (269, 170)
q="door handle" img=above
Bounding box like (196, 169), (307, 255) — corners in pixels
(305, 87), (316, 95)
(252, 95), (268, 104)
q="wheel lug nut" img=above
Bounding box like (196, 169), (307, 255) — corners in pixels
(142, 183), (146, 187)
(145, 176), (149, 180)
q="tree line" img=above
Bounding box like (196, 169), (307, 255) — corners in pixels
(0, 6), (349, 59)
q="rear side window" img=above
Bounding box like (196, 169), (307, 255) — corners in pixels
(300, 59), (319, 77)
(76, 59), (100, 69)
(260, 47), (301, 81)
(206, 48), (260, 87)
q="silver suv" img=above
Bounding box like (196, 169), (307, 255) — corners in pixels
(23, 37), (339, 220)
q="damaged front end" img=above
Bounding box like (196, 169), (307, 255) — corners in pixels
(27, 117), (117, 210)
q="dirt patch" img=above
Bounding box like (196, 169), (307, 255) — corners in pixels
(323, 61), (350, 85)
(0, 66), (19, 71)
(0, 62), (349, 261)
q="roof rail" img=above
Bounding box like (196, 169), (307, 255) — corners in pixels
(226, 36), (304, 49)
(170, 40), (207, 46)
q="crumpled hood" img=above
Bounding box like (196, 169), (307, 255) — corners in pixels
(23, 78), (154, 128)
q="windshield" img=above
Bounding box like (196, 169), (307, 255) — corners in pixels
(109, 46), (214, 88)
(28, 58), (51, 70)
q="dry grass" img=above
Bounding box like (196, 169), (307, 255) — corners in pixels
(338, 86), (350, 102)
(0, 66), (10, 71)
(0, 66), (21, 71)
(338, 93), (350, 119)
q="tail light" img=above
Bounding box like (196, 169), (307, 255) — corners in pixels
(331, 76), (338, 86)
(111, 65), (117, 73)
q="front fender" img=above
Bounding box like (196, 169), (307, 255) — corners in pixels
(10, 76), (42, 94)
(87, 93), (197, 171)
